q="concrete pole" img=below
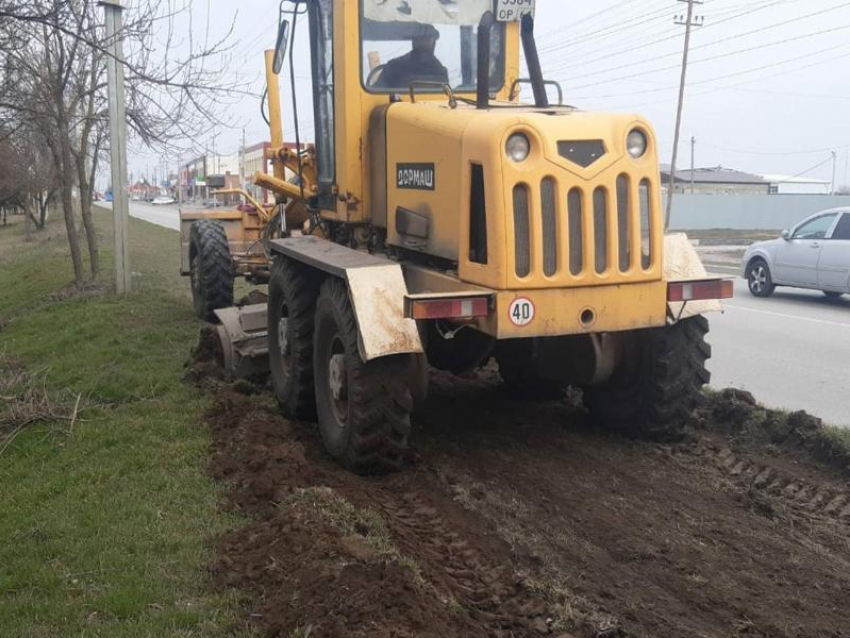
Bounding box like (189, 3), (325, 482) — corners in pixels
(665, 0), (703, 231)
(100, 0), (131, 294)
(831, 150), (837, 194)
(690, 136), (696, 194)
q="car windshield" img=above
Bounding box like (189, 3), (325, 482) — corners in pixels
(361, 0), (505, 93)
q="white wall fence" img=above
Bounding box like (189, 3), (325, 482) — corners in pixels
(667, 194), (850, 231)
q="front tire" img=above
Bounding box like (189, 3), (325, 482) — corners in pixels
(268, 258), (319, 420)
(190, 220), (234, 321)
(313, 279), (413, 474)
(746, 258), (775, 298)
(583, 316), (711, 440)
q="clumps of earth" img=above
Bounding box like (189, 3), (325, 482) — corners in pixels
(696, 388), (850, 475)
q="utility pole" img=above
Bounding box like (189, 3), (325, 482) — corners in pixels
(690, 136), (696, 194)
(831, 150), (837, 194)
(665, 0), (704, 230)
(240, 127), (246, 188)
(100, 0), (131, 294)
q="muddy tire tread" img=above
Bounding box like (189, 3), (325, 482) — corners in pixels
(315, 278), (412, 474)
(191, 220), (234, 321)
(585, 315), (711, 440)
(268, 257), (320, 420)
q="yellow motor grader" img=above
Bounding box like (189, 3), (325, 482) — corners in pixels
(207, 0), (732, 473)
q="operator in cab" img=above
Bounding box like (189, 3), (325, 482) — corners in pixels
(374, 26), (449, 89)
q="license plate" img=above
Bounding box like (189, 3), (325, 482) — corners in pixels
(495, 0), (536, 22)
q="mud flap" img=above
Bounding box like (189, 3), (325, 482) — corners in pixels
(269, 236), (424, 362)
(664, 233), (724, 320)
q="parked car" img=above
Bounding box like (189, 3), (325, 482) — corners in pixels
(741, 208), (850, 298)
(202, 198), (222, 209)
(152, 196), (176, 206)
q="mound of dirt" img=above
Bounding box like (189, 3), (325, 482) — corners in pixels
(183, 327), (227, 387)
(698, 388), (850, 476)
(207, 372), (850, 638)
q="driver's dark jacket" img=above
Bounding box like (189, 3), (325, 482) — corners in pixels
(374, 50), (449, 89)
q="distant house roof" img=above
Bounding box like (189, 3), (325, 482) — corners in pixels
(660, 165), (767, 185)
(759, 174), (830, 185)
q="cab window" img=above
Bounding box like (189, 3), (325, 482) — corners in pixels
(360, 0), (505, 93)
(792, 214), (837, 240)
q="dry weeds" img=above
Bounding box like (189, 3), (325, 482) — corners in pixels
(0, 351), (85, 456)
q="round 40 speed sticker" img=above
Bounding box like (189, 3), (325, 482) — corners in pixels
(508, 297), (535, 327)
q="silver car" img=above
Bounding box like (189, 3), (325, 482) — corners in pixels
(742, 207), (850, 298)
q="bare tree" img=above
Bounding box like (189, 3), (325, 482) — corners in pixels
(0, 0), (243, 287)
(0, 122), (59, 230)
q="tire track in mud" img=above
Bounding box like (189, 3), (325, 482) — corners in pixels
(203, 367), (850, 638)
(711, 445), (850, 522)
(207, 388), (566, 638)
(365, 489), (552, 634)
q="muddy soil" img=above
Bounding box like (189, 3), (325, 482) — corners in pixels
(207, 368), (850, 638)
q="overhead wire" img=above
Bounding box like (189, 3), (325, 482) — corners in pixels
(545, 0), (803, 78)
(564, 25), (850, 95)
(548, 1), (850, 82)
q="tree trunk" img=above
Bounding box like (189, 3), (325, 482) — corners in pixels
(76, 153), (99, 279)
(58, 133), (85, 288)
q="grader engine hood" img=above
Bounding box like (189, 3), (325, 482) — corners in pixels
(376, 102), (664, 292)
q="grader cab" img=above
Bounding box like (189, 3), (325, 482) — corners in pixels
(209, 0), (732, 473)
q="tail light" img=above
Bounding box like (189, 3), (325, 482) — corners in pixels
(668, 279), (734, 302)
(405, 296), (490, 320)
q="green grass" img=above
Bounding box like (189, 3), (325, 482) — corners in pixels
(0, 212), (250, 637)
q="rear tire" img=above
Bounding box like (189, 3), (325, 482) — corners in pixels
(746, 258), (775, 298)
(268, 258), (320, 420)
(823, 291), (844, 299)
(313, 278), (413, 474)
(190, 220), (234, 321)
(495, 340), (565, 401)
(583, 316), (711, 440)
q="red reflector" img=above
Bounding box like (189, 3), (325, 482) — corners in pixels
(668, 279), (734, 302)
(408, 297), (490, 320)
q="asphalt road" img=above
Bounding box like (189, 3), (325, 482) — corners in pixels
(98, 200), (181, 231)
(707, 265), (850, 428)
(110, 203), (849, 427)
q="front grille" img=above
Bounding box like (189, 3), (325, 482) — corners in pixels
(593, 187), (608, 274)
(513, 185), (531, 278)
(541, 178), (557, 277)
(568, 189), (583, 275)
(511, 176), (656, 281)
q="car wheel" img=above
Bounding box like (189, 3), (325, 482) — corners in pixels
(823, 291), (844, 299)
(746, 259), (775, 298)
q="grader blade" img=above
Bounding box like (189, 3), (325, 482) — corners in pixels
(214, 304), (270, 378)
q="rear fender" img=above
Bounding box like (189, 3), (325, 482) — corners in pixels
(269, 236), (424, 361)
(664, 233), (723, 318)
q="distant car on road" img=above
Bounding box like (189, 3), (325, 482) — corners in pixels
(152, 196), (176, 206)
(741, 208), (850, 298)
(202, 198), (222, 209)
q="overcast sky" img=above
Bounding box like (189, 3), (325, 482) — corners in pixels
(130, 0), (850, 188)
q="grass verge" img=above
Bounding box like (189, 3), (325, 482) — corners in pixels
(0, 211), (250, 637)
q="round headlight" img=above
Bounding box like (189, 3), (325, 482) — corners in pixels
(506, 133), (531, 163)
(627, 129), (648, 159)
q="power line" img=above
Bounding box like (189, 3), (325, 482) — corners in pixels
(785, 155), (835, 182)
(570, 40), (850, 100)
(546, 0), (802, 78)
(700, 142), (850, 156)
(553, 2), (850, 83)
(666, 0), (704, 230)
(605, 44), (850, 111)
(539, 2), (679, 56)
